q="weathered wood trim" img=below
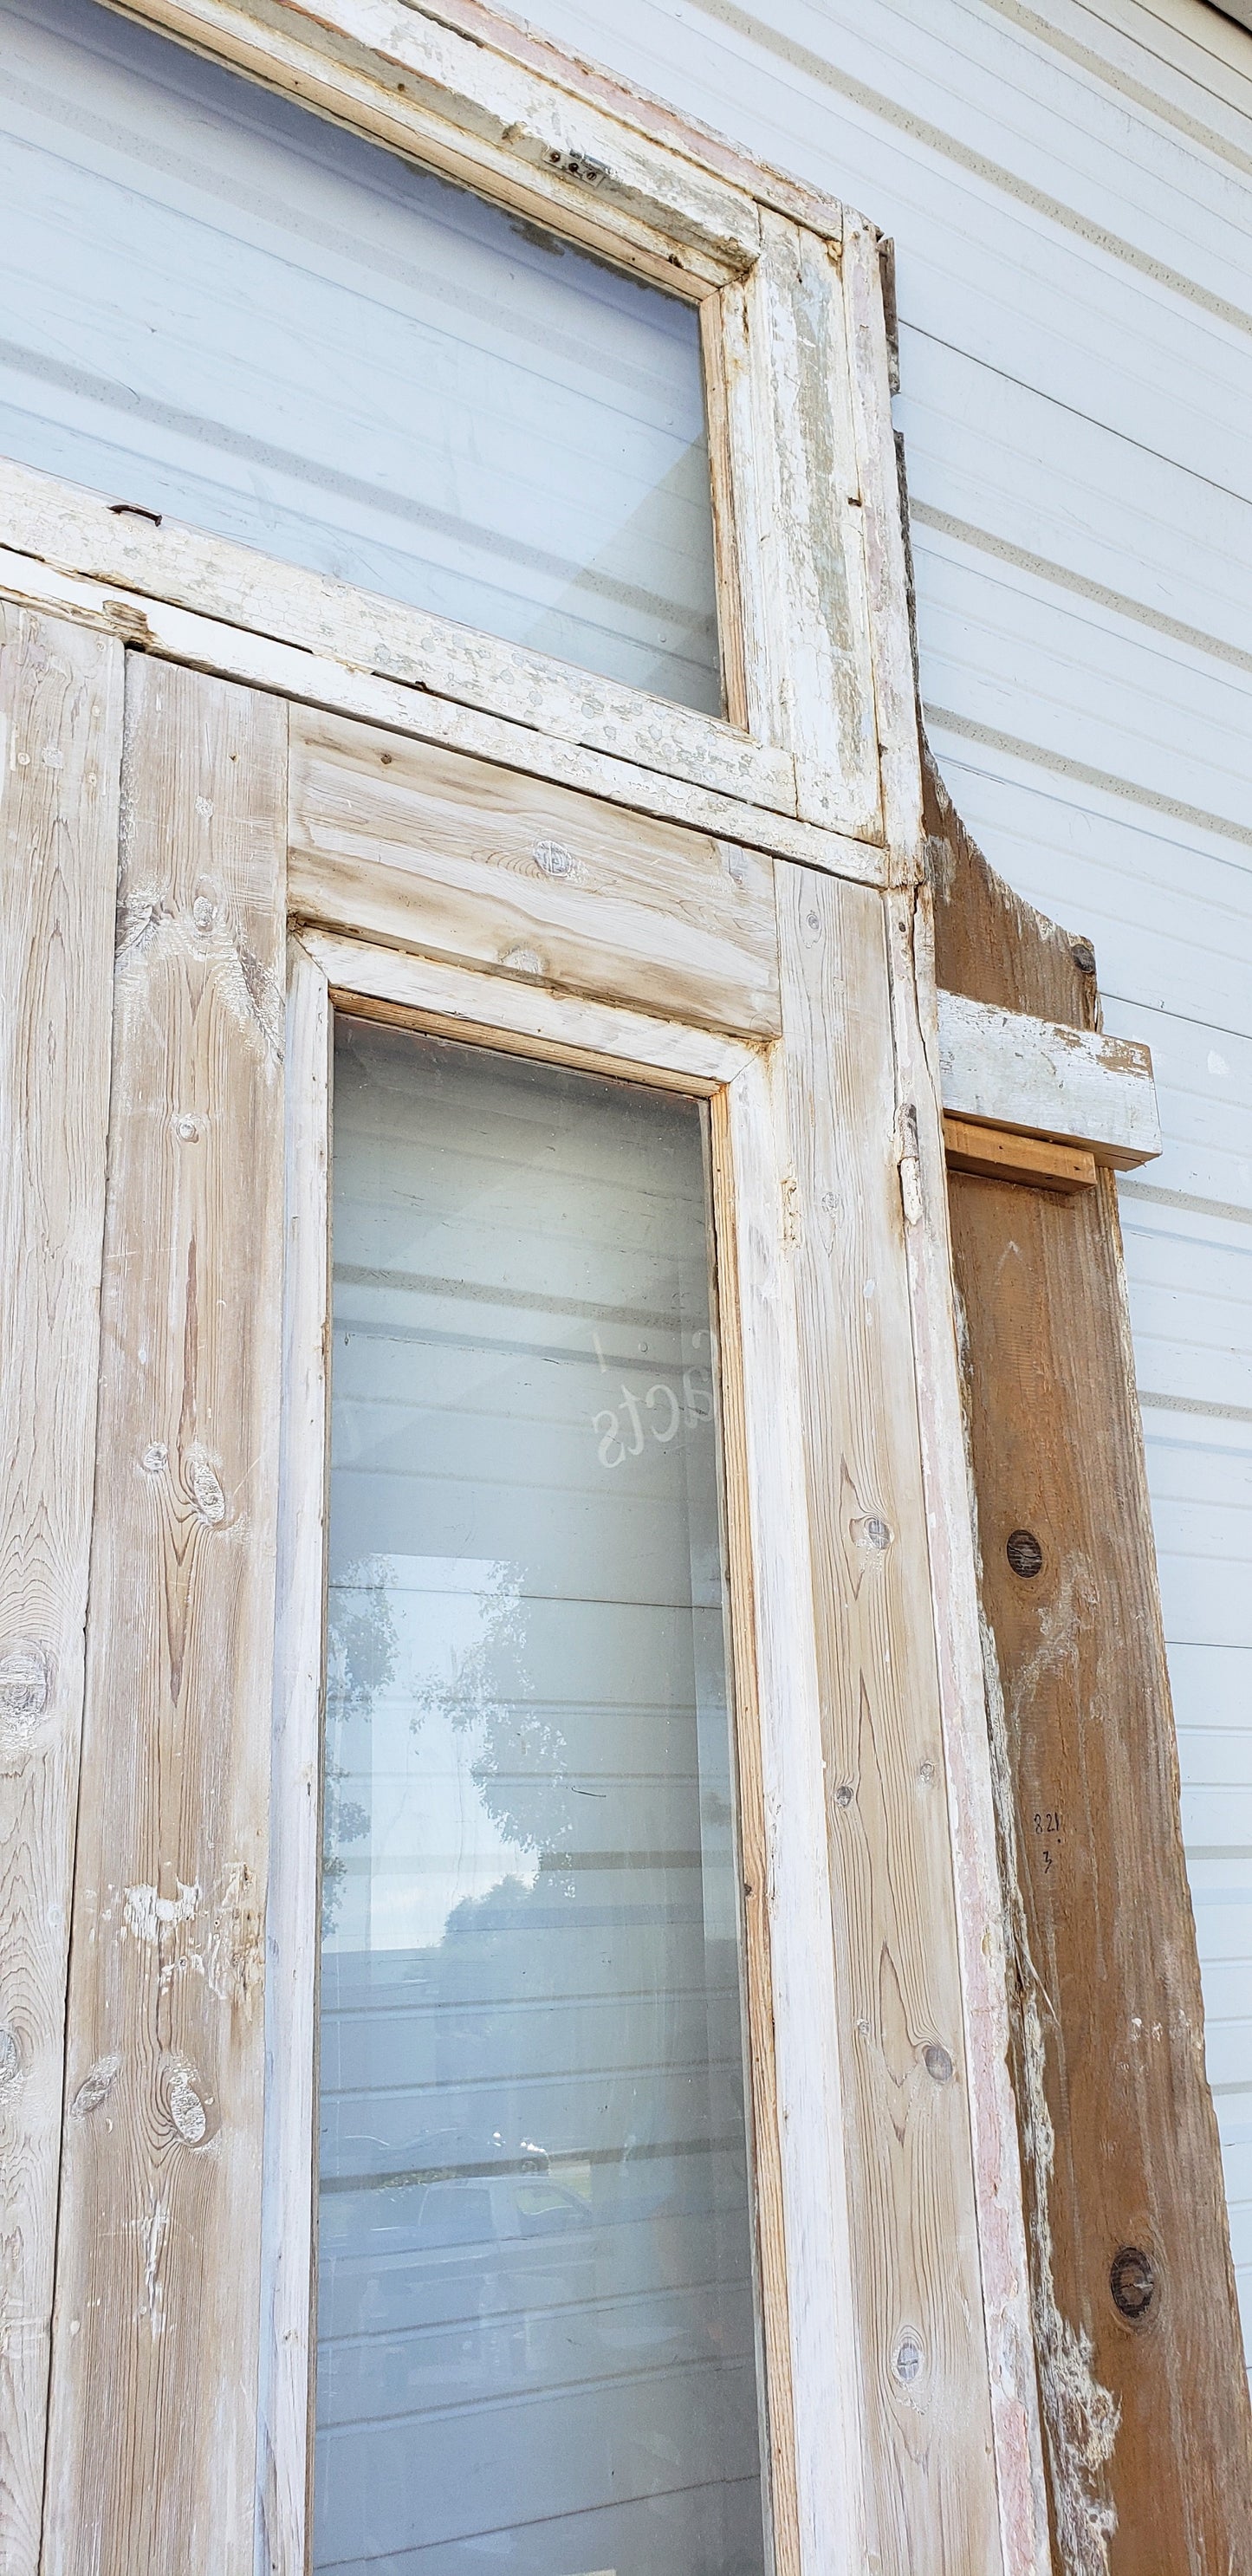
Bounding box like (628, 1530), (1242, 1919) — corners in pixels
(840, 215), (925, 881)
(301, 927), (757, 1093)
(0, 459), (795, 824)
(774, 860), (1006, 2573)
(0, 538), (885, 881)
(100, 0), (761, 285)
(944, 1116), (1099, 1194)
(714, 1051), (865, 2576)
(724, 217), (883, 842)
(0, 607), (124, 2576)
(930, 783), (1252, 2575)
(288, 705), (782, 1039)
(885, 887), (1052, 2576)
(937, 991), (1161, 1170)
(42, 661), (289, 2573)
(256, 938), (332, 2576)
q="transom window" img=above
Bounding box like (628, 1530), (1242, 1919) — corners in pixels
(0, 0), (722, 711)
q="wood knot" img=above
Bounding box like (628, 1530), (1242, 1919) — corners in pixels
(923, 2042), (953, 2085)
(71, 2053), (121, 2118)
(531, 839), (576, 878)
(0, 1644), (54, 1748)
(1109, 2243), (1156, 2321)
(165, 2062), (212, 2145)
(185, 1444), (226, 1527)
(1007, 1528), (1043, 1579)
(852, 1515), (892, 1553)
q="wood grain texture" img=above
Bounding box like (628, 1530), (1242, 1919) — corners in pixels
(42, 659), (288, 2576)
(0, 607), (123, 2575)
(775, 861), (1003, 2573)
(931, 774), (1252, 2573)
(256, 941), (331, 2576)
(840, 215), (926, 881)
(937, 991), (1160, 1168)
(943, 1116), (1098, 1192)
(0, 523), (887, 882)
(103, 0), (762, 284)
(726, 217), (883, 843)
(0, 457), (795, 824)
(713, 1055), (864, 2576)
(301, 928), (755, 1093)
(288, 708), (782, 1038)
(885, 887), (1051, 2576)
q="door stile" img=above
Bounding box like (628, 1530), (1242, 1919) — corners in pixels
(883, 884), (1052, 2576)
(43, 660), (289, 2576)
(771, 860), (1006, 2573)
(0, 607), (124, 2576)
(711, 1053), (866, 2576)
(256, 938), (333, 2576)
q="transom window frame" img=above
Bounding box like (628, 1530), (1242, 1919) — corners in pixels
(0, 0), (911, 879)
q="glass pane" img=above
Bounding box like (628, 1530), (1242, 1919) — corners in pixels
(0, 0), (721, 711)
(317, 1019), (768, 2576)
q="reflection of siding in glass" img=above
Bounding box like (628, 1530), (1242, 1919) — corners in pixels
(0, 0), (721, 711)
(317, 1018), (768, 2576)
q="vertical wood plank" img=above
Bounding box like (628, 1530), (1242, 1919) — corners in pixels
(932, 811), (1252, 2575)
(885, 886), (1052, 2576)
(712, 1056), (866, 2576)
(840, 217), (925, 881)
(256, 939), (331, 2576)
(43, 659), (288, 2576)
(724, 215), (883, 843)
(775, 860), (1004, 2573)
(0, 607), (123, 2575)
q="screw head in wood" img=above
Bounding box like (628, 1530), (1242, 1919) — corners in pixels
(1007, 1529), (1043, 1579)
(1110, 2244), (1156, 2320)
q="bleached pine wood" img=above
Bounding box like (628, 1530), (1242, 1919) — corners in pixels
(256, 940), (332, 2576)
(0, 534), (885, 881)
(0, 461), (796, 824)
(885, 887), (1052, 2576)
(944, 1115), (1099, 1191)
(0, 607), (123, 2576)
(937, 989), (1161, 1167)
(774, 861), (1003, 2573)
(726, 215), (884, 841)
(101, 0), (761, 286)
(840, 217), (927, 879)
(289, 707), (781, 1038)
(712, 1053), (865, 2576)
(302, 929), (756, 1092)
(42, 661), (288, 2575)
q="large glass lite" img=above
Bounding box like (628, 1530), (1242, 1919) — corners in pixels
(316, 1019), (769, 2576)
(0, 0), (722, 711)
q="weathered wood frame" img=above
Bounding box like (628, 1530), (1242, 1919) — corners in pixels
(261, 931), (856, 2576)
(0, 0), (896, 870)
(0, 8), (1058, 2573)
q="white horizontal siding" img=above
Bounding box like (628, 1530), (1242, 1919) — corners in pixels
(512, 0), (1252, 2365)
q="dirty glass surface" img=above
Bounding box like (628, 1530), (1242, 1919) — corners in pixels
(0, 0), (722, 711)
(315, 1018), (768, 2576)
